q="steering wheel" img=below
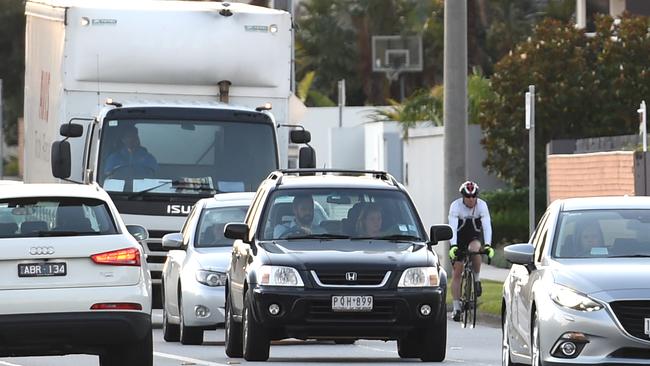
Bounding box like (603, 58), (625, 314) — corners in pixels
(279, 225), (310, 239)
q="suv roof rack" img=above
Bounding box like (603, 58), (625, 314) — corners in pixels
(266, 169), (399, 187)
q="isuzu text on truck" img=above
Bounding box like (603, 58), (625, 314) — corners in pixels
(23, 0), (314, 302)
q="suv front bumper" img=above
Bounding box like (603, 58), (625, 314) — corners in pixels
(250, 286), (445, 340)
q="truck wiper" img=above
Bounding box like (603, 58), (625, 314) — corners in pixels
(353, 234), (423, 242)
(127, 180), (218, 200)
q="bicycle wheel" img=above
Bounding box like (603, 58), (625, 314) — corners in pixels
(460, 269), (476, 328)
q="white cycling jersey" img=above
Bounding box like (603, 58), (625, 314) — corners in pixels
(448, 197), (492, 246)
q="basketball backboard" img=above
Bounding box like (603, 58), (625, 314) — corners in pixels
(371, 35), (423, 73)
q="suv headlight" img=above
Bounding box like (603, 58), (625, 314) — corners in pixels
(195, 270), (227, 287)
(258, 265), (304, 287)
(398, 267), (439, 287)
(549, 284), (603, 311)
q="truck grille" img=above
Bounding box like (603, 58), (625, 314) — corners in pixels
(313, 270), (388, 286)
(306, 300), (396, 322)
(610, 300), (650, 341)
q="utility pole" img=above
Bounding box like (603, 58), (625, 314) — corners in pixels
(526, 85), (536, 236)
(443, 0), (467, 272)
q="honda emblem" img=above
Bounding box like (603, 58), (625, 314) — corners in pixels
(345, 272), (357, 281)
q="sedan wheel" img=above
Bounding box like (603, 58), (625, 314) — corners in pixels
(179, 294), (204, 345)
(224, 293), (243, 357)
(162, 287), (179, 342)
(502, 308), (523, 366)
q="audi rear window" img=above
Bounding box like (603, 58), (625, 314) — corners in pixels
(0, 197), (118, 238)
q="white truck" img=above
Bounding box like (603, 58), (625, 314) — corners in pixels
(23, 0), (313, 303)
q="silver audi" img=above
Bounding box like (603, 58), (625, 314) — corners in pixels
(502, 196), (650, 366)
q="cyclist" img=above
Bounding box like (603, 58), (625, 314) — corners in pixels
(448, 180), (494, 322)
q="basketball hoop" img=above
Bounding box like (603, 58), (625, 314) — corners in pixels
(371, 35), (423, 80)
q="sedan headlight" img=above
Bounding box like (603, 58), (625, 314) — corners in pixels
(549, 284), (603, 311)
(398, 267), (439, 287)
(258, 265), (304, 287)
(195, 270), (227, 287)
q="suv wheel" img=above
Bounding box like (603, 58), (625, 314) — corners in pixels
(179, 294), (204, 345)
(397, 331), (421, 358)
(162, 288), (180, 342)
(242, 290), (270, 361)
(225, 292), (243, 357)
(420, 307), (447, 362)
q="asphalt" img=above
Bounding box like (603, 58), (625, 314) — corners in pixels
(480, 264), (509, 282)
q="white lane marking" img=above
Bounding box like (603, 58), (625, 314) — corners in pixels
(0, 361), (23, 366)
(154, 351), (231, 366)
(353, 343), (490, 364)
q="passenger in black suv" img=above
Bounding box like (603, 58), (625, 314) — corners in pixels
(223, 169), (452, 362)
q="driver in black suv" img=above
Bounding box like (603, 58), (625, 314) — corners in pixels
(223, 169), (452, 363)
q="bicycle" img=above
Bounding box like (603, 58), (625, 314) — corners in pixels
(458, 249), (489, 329)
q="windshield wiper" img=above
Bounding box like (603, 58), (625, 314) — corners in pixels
(608, 254), (650, 258)
(31, 231), (80, 237)
(353, 234), (423, 242)
(127, 179), (218, 200)
(282, 233), (350, 240)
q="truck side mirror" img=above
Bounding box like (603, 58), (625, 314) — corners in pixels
(60, 123), (84, 138)
(51, 140), (72, 179)
(299, 146), (316, 169)
(290, 130), (311, 144)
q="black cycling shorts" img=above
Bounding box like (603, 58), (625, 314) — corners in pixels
(453, 218), (483, 263)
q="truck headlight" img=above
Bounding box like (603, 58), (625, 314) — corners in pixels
(195, 270), (227, 287)
(549, 284), (602, 311)
(258, 265), (304, 287)
(398, 267), (439, 287)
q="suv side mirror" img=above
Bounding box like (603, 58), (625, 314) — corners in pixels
(126, 225), (149, 242)
(224, 223), (249, 241)
(60, 123), (84, 138)
(290, 129), (311, 144)
(162, 232), (183, 249)
(429, 224), (452, 245)
(51, 140), (72, 179)
(299, 146), (316, 169)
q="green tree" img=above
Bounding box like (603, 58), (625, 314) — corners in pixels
(480, 15), (650, 188)
(0, 0), (25, 146)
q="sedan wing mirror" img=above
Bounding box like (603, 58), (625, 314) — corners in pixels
(504, 243), (535, 265)
(162, 232), (183, 249)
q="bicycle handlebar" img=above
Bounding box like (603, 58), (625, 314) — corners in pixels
(464, 250), (492, 265)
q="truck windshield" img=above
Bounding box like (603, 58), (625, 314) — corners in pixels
(96, 119), (277, 196)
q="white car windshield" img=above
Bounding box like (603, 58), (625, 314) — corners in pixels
(195, 205), (249, 248)
(553, 209), (650, 258)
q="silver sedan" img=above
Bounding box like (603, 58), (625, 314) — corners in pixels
(502, 196), (650, 366)
(161, 192), (254, 345)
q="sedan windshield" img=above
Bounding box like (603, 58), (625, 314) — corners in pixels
(97, 119), (277, 196)
(553, 209), (650, 258)
(260, 189), (425, 241)
(195, 205), (249, 247)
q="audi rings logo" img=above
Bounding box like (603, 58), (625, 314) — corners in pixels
(29, 246), (55, 255)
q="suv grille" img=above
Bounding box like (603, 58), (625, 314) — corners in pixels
(313, 270), (388, 286)
(610, 301), (650, 341)
(307, 300), (396, 322)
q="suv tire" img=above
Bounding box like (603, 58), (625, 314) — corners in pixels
(420, 308), (447, 362)
(225, 292), (243, 357)
(397, 331), (421, 358)
(242, 290), (270, 361)
(100, 331), (153, 366)
(179, 293), (204, 345)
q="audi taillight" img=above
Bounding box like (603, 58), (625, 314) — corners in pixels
(91, 248), (140, 266)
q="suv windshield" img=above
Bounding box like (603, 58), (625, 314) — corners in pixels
(553, 209), (650, 258)
(97, 119), (277, 196)
(0, 197), (118, 238)
(260, 188), (425, 241)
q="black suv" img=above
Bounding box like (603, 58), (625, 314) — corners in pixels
(223, 169), (452, 362)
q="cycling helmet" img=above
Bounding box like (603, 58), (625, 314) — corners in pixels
(459, 181), (480, 197)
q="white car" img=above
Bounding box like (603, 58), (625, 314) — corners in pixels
(0, 183), (152, 365)
(161, 192), (254, 344)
